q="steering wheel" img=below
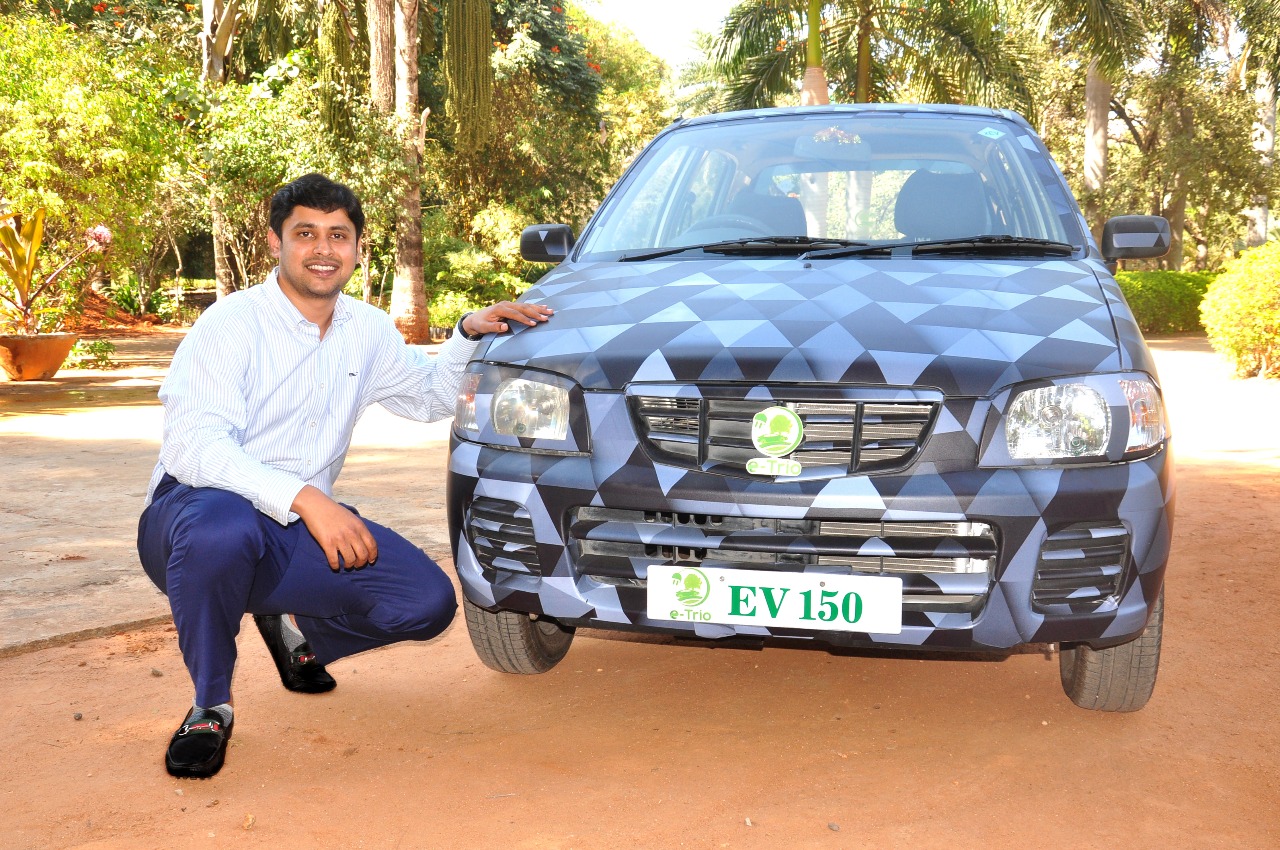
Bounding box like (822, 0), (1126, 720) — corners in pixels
(679, 213), (774, 239)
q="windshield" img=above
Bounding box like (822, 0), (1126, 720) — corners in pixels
(576, 111), (1086, 261)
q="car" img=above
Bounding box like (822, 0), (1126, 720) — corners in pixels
(447, 104), (1174, 712)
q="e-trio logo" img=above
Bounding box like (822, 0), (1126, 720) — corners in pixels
(746, 405), (803, 476)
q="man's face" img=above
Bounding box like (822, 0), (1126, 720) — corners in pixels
(268, 205), (360, 303)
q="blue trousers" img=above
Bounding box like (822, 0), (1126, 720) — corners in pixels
(138, 475), (457, 706)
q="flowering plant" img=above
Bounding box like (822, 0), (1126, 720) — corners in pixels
(0, 208), (112, 334)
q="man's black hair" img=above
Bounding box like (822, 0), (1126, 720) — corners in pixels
(269, 173), (365, 240)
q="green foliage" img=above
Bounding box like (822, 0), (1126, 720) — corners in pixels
(0, 0), (202, 63)
(1115, 270), (1212, 334)
(1105, 63), (1270, 270)
(66, 338), (117, 369)
(422, 210), (529, 306)
(0, 16), (202, 305)
(108, 272), (178, 321)
(1200, 241), (1280, 377)
(204, 51), (410, 288)
(710, 0), (1034, 112)
(428, 289), (485, 331)
(571, 11), (673, 170)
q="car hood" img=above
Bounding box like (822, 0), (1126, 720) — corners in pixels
(482, 258), (1123, 398)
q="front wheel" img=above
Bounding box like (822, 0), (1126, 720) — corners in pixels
(462, 596), (575, 674)
(1059, 586), (1164, 712)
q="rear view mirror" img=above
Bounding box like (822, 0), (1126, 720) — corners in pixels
(1101, 216), (1171, 261)
(520, 224), (575, 263)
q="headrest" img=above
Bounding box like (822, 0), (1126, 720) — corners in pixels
(729, 192), (808, 237)
(893, 170), (988, 241)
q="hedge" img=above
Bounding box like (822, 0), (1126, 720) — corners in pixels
(1200, 241), (1280, 378)
(1114, 270), (1212, 335)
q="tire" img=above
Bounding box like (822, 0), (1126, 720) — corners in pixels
(462, 596), (575, 674)
(1059, 585), (1164, 712)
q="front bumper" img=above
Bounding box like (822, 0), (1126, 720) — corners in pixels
(447, 394), (1174, 652)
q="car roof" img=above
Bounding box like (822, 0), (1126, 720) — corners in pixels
(672, 103), (1034, 133)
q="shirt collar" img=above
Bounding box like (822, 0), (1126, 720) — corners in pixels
(262, 268), (354, 331)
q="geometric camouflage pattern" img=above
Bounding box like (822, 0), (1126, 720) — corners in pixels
(447, 106), (1173, 652)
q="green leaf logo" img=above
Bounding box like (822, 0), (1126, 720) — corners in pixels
(671, 568), (710, 607)
(751, 406), (804, 457)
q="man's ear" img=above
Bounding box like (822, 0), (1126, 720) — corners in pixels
(267, 229), (281, 259)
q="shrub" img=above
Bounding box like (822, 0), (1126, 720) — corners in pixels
(108, 273), (180, 322)
(1200, 241), (1280, 377)
(66, 338), (116, 369)
(428, 290), (485, 333)
(1115, 270), (1212, 334)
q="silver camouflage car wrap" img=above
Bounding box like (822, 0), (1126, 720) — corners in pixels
(446, 253), (1174, 651)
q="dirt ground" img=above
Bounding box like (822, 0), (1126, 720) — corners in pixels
(1, 332), (1278, 850)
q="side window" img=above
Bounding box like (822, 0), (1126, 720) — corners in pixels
(985, 145), (1070, 242)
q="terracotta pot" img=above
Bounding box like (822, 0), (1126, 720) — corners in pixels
(0, 333), (79, 381)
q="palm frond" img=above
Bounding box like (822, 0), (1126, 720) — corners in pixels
(719, 44), (806, 110)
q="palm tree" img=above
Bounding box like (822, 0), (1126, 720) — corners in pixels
(713, 0), (1033, 112)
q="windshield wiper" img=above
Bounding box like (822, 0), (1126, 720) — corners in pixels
(619, 237), (868, 262)
(911, 235), (1075, 257)
(801, 235), (1075, 261)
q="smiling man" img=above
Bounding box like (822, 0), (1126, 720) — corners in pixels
(137, 173), (552, 778)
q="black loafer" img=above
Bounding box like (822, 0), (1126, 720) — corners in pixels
(253, 614), (337, 694)
(166, 707), (233, 778)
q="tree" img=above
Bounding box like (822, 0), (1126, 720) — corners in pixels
(1235, 0), (1280, 246)
(0, 16), (200, 298)
(712, 0), (1033, 112)
(202, 0), (240, 299)
(389, 0), (430, 342)
(1027, 0), (1144, 241)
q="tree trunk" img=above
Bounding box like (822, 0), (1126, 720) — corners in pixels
(855, 17), (871, 103)
(368, 0), (395, 115)
(203, 0), (236, 299)
(1163, 104), (1195, 271)
(1083, 58), (1110, 244)
(798, 11), (829, 239)
(212, 202), (236, 298)
(1246, 68), (1276, 247)
(390, 0), (430, 343)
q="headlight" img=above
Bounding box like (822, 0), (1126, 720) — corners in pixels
(1007, 384), (1110, 458)
(492, 378), (569, 439)
(454, 365), (587, 454)
(982, 373), (1168, 466)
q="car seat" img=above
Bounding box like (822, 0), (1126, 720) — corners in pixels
(893, 170), (988, 241)
(728, 192), (808, 237)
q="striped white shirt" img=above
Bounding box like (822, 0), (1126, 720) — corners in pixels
(145, 270), (478, 525)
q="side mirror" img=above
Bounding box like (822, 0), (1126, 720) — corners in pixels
(1101, 215), (1171, 261)
(520, 224), (575, 263)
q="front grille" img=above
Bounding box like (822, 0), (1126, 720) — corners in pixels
(631, 389), (938, 479)
(570, 507), (996, 611)
(466, 497), (539, 574)
(1032, 523), (1129, 612)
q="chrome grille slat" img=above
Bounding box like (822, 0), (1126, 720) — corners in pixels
(630, 389), (938, 479)
(571, 508), (996, 585)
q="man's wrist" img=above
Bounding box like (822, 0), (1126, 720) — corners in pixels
(457, 313), (485, 342)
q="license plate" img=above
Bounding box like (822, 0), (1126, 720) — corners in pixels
(646, 565), (903, 634)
